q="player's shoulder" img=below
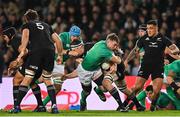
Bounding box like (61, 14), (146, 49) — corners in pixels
(60, 32), (69, 36)
(59, 32), (69, 39)
(139, 34), (148, 40)
(156, 33), (169, 39)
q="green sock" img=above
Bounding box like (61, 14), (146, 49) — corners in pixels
(81, 91), (89, 102)
(94, 86), (103, 93)
(43, 96), (51, 106)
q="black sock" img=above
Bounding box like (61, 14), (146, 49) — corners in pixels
(47, 85), (56, 106)
(32, 85), (43, 106)
(13, 86), (19, 105)
(151, 93), (159, 106)
(131, 96), (142, 108)
(109, 87), (123, 107)
(123, 98), (130, 107)
(15, 85), (29, 107)
(151, 98), (158, 106)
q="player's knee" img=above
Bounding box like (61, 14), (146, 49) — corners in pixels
(42, 70), (52, 80)
(116, 80), (127, 92)
(99, 85), (108, 92)
(30, 82), (38, 89)
(102, 79), (111, 87)
(25, 69), (35, 79)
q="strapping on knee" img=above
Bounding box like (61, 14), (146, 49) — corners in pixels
(25, 69), (35, 78)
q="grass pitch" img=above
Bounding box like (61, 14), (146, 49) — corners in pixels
(0, 110), (180, 116)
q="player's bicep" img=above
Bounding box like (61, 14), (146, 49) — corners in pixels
(109, 55), (121, 64)
(51, 33), (63, 55)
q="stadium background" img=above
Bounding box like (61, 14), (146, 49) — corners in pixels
(0, 0), (180, 113)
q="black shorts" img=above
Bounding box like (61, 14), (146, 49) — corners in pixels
(18, 62), (42, 81)
(25, 49), (55, 74)
(137, 62), (164, 80)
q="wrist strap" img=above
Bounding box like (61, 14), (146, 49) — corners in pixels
(170, 82), (180, 92)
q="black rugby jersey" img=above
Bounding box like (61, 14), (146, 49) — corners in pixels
(9, 34), (21, 59)
(137, 33), (172, 64)
(22, 20), (55, 52)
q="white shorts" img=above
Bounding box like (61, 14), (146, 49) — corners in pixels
(52, 62), (64, 74)
(77, 64), (102, 86)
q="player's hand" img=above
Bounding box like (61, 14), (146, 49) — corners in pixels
(177, 88), (180, 95)
(68, 51), (79, 56)
(76, 58), (83, 63)
(109, 64), (117, 74)
(8, 60), (22, 76)
(164, 59), (169, 65)
(56, 55), (63, 65)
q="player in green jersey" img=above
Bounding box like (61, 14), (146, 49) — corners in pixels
(76, 33), (128, 111)
(127, 85), (175, 110)
(163, 59), (180, 109)
(42, 25), (84, 106)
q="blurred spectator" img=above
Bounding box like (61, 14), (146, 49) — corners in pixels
(0, 0), (179, 75)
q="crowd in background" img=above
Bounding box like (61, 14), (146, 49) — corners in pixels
(0, 0), (180, 76)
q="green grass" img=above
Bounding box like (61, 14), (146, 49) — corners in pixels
(0, 110), (180, 116)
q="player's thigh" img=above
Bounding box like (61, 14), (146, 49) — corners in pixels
(42, 49), (55, 72)
(77, 64), (94, 86)
(13, 71), (24, 85)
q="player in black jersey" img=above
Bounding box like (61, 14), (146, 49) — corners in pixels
(12, 9), (62, 114)
(124, 20), (179, 111)
(2, 27), (47, 112)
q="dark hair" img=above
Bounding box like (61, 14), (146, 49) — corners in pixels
(138, 24), (147, 31)
(145, 85), (153, 92)
(147, 20), (158, 26)
(2, 27), (16, 39)
(24, 9), (39, 21)
(106, 33), (120, 44)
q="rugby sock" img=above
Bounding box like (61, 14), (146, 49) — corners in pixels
(131, 96), (142, 108)
(13, 86), (19, 105)
(81, 90), (90, 101)
(94, 86), (104, 94)
(123, 97), (130, 107)
(109, 87), (123, 107)
(43, 96), (51, 106)
(128, 93), (142, 107)
(15, 85), (29, 107)
(32, 85), (43, 106)
(151, 97), (158, 106)
(47, 85), (56, 105)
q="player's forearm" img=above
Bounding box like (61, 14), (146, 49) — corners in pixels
(125, 48), (136, 63)
(20, 29), (29, 53)
(169, 44), (180, 54)
(52, 33), (63, 56)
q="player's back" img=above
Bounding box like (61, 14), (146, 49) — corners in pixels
(22, 20), (54, 52)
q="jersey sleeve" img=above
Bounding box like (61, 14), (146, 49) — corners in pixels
(21, 23), (31, 30)
(136, 38), (143, 49)
(49, 25), (54, 35)
(102, 50), (113, 61)
(59, 33), (65, 43)
(136, 91), (146, 107)
(164, 36), (172, 47)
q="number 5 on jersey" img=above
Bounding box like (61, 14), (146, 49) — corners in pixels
(36, 23), (44, 30)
